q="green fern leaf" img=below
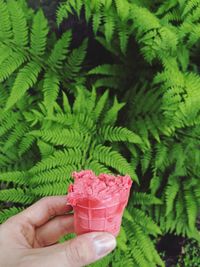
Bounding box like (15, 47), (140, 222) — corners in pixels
(29, 165), (75, 185)
(100, 126), (142, 145)
(56, 2), (73, 25)
(118, 22), (129, 53)
(0, 188), (35, 204)
(92, 11), (102, 35)
(88, 64), (123, 76)
(131, 208), (162, 236)
(62, 92), (71, 114)
(0, 0), (12, 39)
(102, 96), (125, 125)
(0, 171), (27, 185)
(132, 192), (162, 206)
(29, 148), (82, 174)
(30, 129), (88, 148)
(0, 51), (26, 82)
(48, 31), (72, 70)
(0, 207), (24, 223)
(115, 0), (130, 21)
(43, 71), (60, 115)
(7, 0), (28, 47)
(182, 0), (199, 17)
(184, 185), (198, 230)
(30, 182), (68, 197)
(94, 90), (109, 120)
(30, 9), (49, 57)
(0, 44), (12, 66)
(5, 61), (41, 110)
(65, 39), (88, 79)
(91, 144), (138, 182)
(165, 175), (179, 215)
(18, 134), (35, 156)
(3, 123), (28, 151)
(84, 160), (111, 175)
(104, 10), (115, 43)
(0, 112), (20, 137)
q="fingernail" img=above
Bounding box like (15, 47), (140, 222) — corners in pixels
(93, 233), (116, 257)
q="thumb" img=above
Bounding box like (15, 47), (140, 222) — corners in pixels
(32, 232), (116, 267)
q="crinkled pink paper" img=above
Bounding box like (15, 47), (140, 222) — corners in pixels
(67, 170), (132, 204)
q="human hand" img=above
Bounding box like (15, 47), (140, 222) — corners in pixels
(0, 196), (116, 267)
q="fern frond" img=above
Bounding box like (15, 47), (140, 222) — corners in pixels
(84, 160), (111, 175)
(56, 2), (74, 25)
(131, 208), (162, 236)
(7, 0), (28, 47)
(30, 182), (67, 197)
(0, 51), (26, 82)
(118, 22), (129, 54)
(89, 253), (112, 267)
(0, 188), (35, 204)
(18, 134), (35, 156)
(123, 211), (164, 267)
(0, 0), (11, 39)
(88, 64), (123, 76)
(102, 96), (125, 125)
(0, 112), (20, 137)
(92, 9), (102, 34)
(0, 171), (27, 185)
(29, 165), (75, 185)
(30, 9), (49, 57)
(91, 144), (138, 182)
(0, 207), (24, 223)
(94, 90), (109, 120)
(43, 71), (60, 115)
(0, 44), (12, 66)
(2, 123), (28, 151)
(48, 31), (72, 70)
(104, 10), (115, 43)
(62, 92), (72, 114)
(30, 129), (88, 149)
(182, 0), (200, 17)
(165, 175), (179, 215)
(184, 185), (198, 230)
(99, 125), (142, 145)
(29, 148), (82, 174)
(37, 140), (55, 159)
(141, 149), (152, 174)
(115, 0), (130, 21)
(6, 61), (41, 110)
(65, 39), (87, 80)
(154, 142), (169, 171)
(132, 192), (162, 206)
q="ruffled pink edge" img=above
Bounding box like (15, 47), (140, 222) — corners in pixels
(67, 170), (132, 206)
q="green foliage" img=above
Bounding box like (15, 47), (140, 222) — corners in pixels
(177, 239), (200, 267)
(57, 0), (134, 53)
(0, 0), (87, 113)
(57, 0), (200, 242)
(0, 0), (200, 266)
(0, 207), (24, 223)
(0, 86), (143, 203)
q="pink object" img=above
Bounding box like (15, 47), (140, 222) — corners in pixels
(67, 170), (132, 236)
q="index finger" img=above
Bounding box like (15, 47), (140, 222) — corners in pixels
(18, 196), (72, 227)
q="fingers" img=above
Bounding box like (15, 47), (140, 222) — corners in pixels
(17, 196), (72, 227)
(25, 232), (116, 267)
(34, 214), (74, 247)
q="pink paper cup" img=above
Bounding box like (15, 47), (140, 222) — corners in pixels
(67, 170), (132, 236)
(72, 192), (129, 236)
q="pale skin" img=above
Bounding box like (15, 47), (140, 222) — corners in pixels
(0, 196), (116, 267)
